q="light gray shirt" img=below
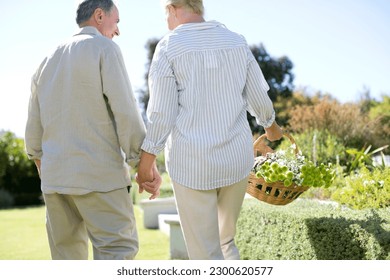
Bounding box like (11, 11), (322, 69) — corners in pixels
(141, 21), (275, 190)
(25, 26), (146, 194)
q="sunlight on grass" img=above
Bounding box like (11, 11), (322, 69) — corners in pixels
(0, 204), (170, 260)
(134, 206), (170, 260)
(0, 206), (50, 260)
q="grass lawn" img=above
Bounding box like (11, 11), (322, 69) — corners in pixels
(0, 204), (170, 260)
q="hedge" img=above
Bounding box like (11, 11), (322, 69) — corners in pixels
(237, 198), (390, 260)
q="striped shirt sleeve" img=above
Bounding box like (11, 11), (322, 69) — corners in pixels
(141, 44), (179, 155)
(243, 48), (275, 128)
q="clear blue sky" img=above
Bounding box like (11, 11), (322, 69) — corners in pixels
(1, 0), (389, 137)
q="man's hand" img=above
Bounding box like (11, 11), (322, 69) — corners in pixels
(34, 159), (41, 178)
(137, 165), (162, 199)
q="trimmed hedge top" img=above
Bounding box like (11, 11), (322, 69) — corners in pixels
(237, 198), (390, 260)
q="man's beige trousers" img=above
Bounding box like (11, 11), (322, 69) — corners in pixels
(43, 188), (138, 260)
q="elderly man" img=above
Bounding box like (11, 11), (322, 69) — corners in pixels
(25, 0), (160, 260)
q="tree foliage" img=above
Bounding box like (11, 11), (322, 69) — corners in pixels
(138, 38), (159, 117)
(249, 44), (294, 102)
(0, 131), (41, 207)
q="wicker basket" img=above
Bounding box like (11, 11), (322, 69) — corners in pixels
(247, 132), (310, 206)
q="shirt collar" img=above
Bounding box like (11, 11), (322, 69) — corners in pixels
(173, 20), (225, 32)
(74, 26), (103, 37)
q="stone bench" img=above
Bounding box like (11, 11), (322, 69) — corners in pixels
(161, 214), (189, 260)
(139, 197), (177, 229)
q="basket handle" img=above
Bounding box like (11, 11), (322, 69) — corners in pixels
(253, 132), (299, 156)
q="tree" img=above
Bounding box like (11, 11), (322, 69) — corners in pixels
(0, 131), (8, 183)
(137, 38), (159, 120)
(0, 132), (41, 206)
(137, 39), (295, 134)
(249, 44), (294, 102)
(247, 44), (294, 134)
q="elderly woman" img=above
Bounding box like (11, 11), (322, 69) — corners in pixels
(137, 0), (283, 259)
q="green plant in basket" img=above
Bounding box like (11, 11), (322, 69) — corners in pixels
(253, 143), (336, 189)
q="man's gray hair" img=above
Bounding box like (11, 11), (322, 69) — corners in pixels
(76, 0), (114, 26)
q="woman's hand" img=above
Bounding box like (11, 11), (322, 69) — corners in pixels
(264, 121), (283, 142)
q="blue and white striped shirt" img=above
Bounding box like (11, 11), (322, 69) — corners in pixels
(141, 21), (275, 190)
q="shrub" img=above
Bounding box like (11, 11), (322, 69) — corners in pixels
(0, 188), (14, 208)
(367, 95), (390, 151)
(237, 199), (390, 260)
(159, 173), (174, 198)
(0, 132), (42, 206)
(287, 97), (384, 151)
(155, 152), (167, 173)
(344, 145), (388, 175)
(272, 91), (315, 129)
(277, 130), (347, 166)
(331, 167), (390, 210)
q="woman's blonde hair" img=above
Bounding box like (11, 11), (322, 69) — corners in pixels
(163, 0), (204, 16)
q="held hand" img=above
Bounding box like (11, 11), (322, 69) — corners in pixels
(141, 166), (162, 200)
(136, 175), (160, 199)
(135, 152), (161, 200)
(135, 174), (145, 194)
(135, 170), (153, 197)
(135, 151), (155, 187)
(136, 172), (161, 200)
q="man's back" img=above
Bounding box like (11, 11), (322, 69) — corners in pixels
(26, 27), (145, 194)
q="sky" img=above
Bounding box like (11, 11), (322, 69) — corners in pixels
(1, 0), (389, 137)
